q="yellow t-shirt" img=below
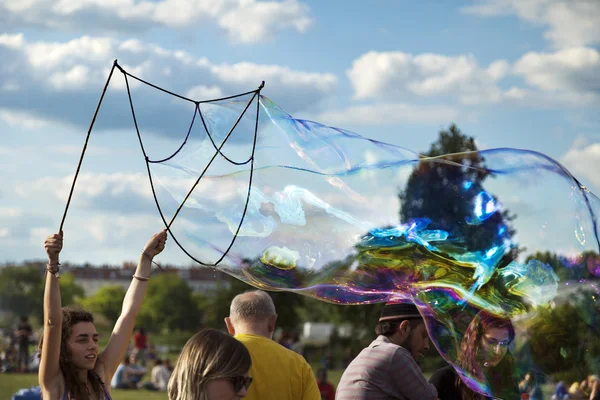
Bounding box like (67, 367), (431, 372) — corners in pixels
(235, 333), (320, 400)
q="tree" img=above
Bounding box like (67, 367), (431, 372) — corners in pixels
(197, 273), (306, 331)
(525, 296), (600, 381)
(0, 265), (44, 320)
(399, 124), (517, 253)
(0, 264), (84, 323)
(196, 278), (250, 330)
(81, 285), (126, 325)
(137, 272), (202, 333)
(57, 272), (86, 311)
(526, 250), (600, 283)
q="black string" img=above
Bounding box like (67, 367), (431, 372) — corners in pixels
(117, 60), (264, 267)
(147, 104), (198, 164)
(122, 68), (260, 104)
(59, 61), (117, 232)
(197, 103), (253, 165)
(165, 91), (257, 228)
(60, 59), (264, 268)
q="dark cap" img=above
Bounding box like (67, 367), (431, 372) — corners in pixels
(378, 302), (422, 322)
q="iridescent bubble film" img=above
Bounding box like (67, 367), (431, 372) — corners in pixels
(140, 92), (600, 398)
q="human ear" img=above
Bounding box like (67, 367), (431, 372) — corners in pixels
(225, 317), (235, 335)
(267, 315), (278, 333)
(399, 320), (411, 338)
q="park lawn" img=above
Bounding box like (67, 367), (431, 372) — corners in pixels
(0, 371), (557, 399)
(0, 374), (168, 400)
(0, 369), (346, 400)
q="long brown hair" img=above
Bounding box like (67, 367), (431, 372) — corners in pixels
(456, 309), (516, 400)
(168, 329), (251, 400)
(39, 306), (104, 399)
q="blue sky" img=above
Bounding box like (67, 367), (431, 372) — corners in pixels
(1, 0), (599, 266)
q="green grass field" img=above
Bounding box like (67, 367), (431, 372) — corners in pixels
(0, 374), (168, 400)
(0, 369), (555, 400)
(0, 369), (345, 400)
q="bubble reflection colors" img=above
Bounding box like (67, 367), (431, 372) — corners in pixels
(143, 94), (600, 398)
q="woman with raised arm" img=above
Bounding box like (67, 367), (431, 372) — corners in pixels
(39, 229), (167, 400)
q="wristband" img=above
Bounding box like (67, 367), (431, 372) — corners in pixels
(46, 263), (60, 278)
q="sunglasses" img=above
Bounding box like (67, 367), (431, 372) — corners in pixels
(229, 376), (253, 393)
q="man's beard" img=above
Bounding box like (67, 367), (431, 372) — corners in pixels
(401, 332), (420, 365)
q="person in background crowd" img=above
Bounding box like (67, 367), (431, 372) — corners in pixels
(111, 355), (146, 389)
(316, 368), (335, 400)
(132, 327), (148, 366)
(15, 316), (33, 373)
(141, 358), (171, 391)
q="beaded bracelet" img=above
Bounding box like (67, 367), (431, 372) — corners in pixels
(46, 263), (60, 278)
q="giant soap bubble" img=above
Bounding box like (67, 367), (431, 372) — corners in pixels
(121, 82), (599, 398)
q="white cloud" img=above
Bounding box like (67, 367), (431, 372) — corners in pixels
(212, 62), (336, 94)
(0, 207), (54, 241)
(509, 47), (600, 108)
(461, 0), (600, 49)
(347, 51), (507, 105)
(487, 60), (510, 81)
(504, 86), (527, 100)
(15, 173), (154, 209)
(513, 47), (600, 92)
(218, 0), (312, 44)
(0, 33), (337, 133)
(0, 108), (51, 128)
(13, 172), (243, 216)
(48, 64), (91, 90)
(29, 227), (54, 246)
(571, 134), (589, 149)
(186, 85), (224, 99)
(0, 0), (313, 44)
(0, 33), (25, 48)
(316, 103), (460, 126)
(346, 48), (600, 109)
(561, 139), (600, 192)
(51, 144), (129, 156)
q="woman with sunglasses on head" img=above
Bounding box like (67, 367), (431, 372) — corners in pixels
(168, 329), (253, 400)
(429, 309), (519, 400)
(39, 229), (167, 400)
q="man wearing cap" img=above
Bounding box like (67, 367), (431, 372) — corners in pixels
(336, 302), (438, 400)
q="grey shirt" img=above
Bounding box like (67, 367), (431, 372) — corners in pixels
(336, 335), (438, 400)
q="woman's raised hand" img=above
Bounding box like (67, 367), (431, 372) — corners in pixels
(143, 229), (168, 259)
(44, 231), (63, 264)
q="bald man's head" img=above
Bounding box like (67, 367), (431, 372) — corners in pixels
(225, 290), (278, 338)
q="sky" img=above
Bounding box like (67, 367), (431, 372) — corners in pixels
(1, 0), (600, 267)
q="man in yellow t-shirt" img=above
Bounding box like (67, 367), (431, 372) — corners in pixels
(225, 290), (320, 400)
